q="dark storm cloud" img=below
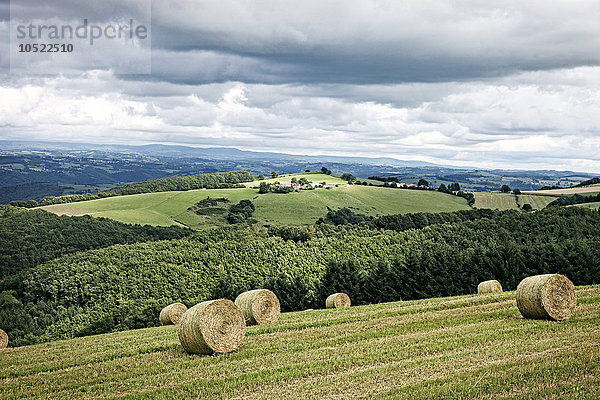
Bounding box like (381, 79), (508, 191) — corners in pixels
(6, 1), (600, 85)
(146, 0), (600, 85)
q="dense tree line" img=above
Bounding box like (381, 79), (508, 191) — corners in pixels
(1, 207), (599, 346)
(317, 207), (373, 225)
(319, 207), (497, 230)
(546, 193), (600, 207)
(573, 177), (600, 188)
(10, 171), (255, 208)
(0, 205), (192, 279)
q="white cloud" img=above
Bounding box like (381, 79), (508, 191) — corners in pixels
(1, 2), (600, 172)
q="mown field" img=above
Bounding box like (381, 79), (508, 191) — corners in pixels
(523, 184), (600, 196)
(574, 202), (600, 210)
(1, 286), (598, 399)
(38, 174), (471, 227)
(473, 192), (558, 211)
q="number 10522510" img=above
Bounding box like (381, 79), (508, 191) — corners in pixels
(18, 43), (73, 52)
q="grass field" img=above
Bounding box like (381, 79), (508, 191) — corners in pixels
(39, 178), (471, 227)
(474, 192), (558, 211)
(574, 202), (600, 210)
(1, 286), (598, 399)
(523, 185), (600, 196)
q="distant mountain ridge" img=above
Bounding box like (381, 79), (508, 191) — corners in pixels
(1, 140), (596, 203)
(1, 140), (440, 168)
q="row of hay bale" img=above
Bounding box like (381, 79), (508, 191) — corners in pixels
(162, 289), (351, 355)
(477, 274), (577, 321)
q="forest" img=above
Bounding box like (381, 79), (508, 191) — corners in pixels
(1, 206), (599, 347)
(0, 205), (191, 279)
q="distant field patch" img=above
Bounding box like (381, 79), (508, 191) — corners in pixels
(474, 192), (520, 210)
(524, 185), (600, 195)
(574, 202), (600, 210)
(516, 194), (559, 209)
(474, 192), (558, 211)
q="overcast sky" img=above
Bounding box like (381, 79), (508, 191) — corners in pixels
(1, 0), (600, 172)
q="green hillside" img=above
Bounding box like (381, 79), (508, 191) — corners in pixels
(1, 286), (599, 399)
(4, 207), (599, 347)
(39, 174), (471, 227)
(473, 192), (558, 211)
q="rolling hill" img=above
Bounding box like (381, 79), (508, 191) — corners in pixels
(38, 173), (471, 227)
(1, 286), (598, 399)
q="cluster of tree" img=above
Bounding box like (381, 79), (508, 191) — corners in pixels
(546, 193), (600, 207)
(10, 171), (255, 208)
(0, 205), (192, 280)
(2, 206), (599, 346)
(436, 183), (474, 206)
(437, 182), (461, 193)
(368, 176), (399, 183)
(340, 173), (356, 183)
(320, 167), (332, 175)
(227, 200), (255, 224)
(456, 191), (475, 206)
(290, 177), (312, 185)
(258, 181), (294, 194)
(267, 225), (312, 242)
(317, 207), (373, 225)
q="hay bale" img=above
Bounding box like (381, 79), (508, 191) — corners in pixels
(477, 280), (503, 294)
(159, 303), (188, 325)
(516, 274), (577, 321)
(177, 299), (245, 354)
(325, 293), (351, 309)
(0, 329), (7, 349)
(234, 289), (280, 325)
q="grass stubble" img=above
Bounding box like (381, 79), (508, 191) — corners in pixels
(0, 286), (598, 399)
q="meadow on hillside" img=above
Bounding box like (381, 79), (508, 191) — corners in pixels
(1, 286), (599, 399)
(39, 175), (471, 228)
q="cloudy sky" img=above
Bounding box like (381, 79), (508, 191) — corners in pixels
(1, 0), (600, 172)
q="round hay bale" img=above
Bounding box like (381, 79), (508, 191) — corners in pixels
(516, 274), (577, 321)
(0, 329), (7, 349)
(177, 299), (245, 354)
(234, 289), (281, 325)
(325, 293), (351, 309)
(477, 280), (503, 294)
(159, 303), (188, 325)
